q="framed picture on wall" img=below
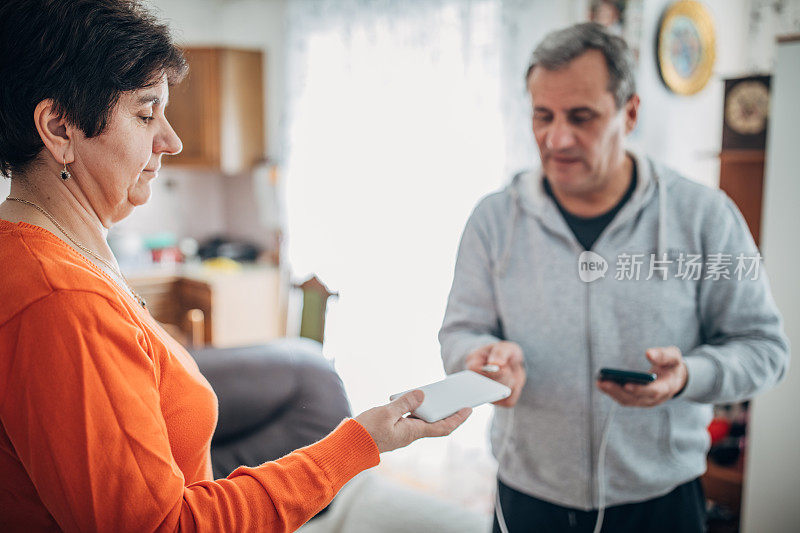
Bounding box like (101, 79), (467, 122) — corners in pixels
(574, 0), (645, 62)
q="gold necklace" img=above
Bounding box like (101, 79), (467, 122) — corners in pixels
(6, 197), (147, 309)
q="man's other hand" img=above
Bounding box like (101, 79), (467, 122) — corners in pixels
(597, 346), (689, 407)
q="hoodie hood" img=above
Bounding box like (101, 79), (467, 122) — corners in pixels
(498, 150), (669, 275)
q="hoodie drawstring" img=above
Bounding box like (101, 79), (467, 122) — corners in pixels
(656, 161), (667, 258)
(497, 186), (520, 278)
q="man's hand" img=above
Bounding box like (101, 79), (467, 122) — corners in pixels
(465, 341), (526, 407)
(597, 346), (688, 407)
(354, 390), (471, 453)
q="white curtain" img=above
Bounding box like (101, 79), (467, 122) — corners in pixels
(280, 0), (572, 507)
(284, 0), (510, 409)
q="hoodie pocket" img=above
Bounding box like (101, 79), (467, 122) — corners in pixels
(664, 402), (712, 470)
(602, 406), (690, 497)
(608, 406), (683, 490)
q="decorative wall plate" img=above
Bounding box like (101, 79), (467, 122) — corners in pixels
(657, 1), (716, 95)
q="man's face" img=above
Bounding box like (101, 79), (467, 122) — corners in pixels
(527, 50), (637, 197)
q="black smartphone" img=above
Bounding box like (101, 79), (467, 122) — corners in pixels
(597, 368), (656, 385)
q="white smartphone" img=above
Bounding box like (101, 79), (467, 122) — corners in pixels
(389, 370), (511, 423)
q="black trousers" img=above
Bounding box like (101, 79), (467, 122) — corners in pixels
(492, 478), (706, 533)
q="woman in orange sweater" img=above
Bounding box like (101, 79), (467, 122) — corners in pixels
(0, 1), (470, 531)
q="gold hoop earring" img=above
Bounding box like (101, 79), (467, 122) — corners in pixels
(61, 156), (71, 181)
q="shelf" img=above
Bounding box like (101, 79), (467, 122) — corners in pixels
(719, 150), (765, 164)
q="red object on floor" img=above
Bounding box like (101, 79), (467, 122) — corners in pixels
(708, 418), (731, 445)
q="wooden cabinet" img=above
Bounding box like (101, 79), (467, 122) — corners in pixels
(130, 266), (284, 349)
(130, 274), (183, 326)
(718, 76), (770, 247)
(719, 150), (765, 246)
(166, 47), (265, 174)
(702, 458), (744, 516)
(184, 268), (284, 348)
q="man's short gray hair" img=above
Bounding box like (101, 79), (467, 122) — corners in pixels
(526, 22), (636, 109)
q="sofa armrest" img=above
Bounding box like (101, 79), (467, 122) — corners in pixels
(191, 338), (352, 477)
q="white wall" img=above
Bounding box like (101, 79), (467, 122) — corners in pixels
(113, 0), (288, 243)
(741, 38), (800, 533)
(499, 0), (792, 188)
(635, 0), (800, 186)
(150, 0), (286, 157)
(498, 0), (574, 175)
(634, 0), (750, 187)
(4, 0), (795, 230)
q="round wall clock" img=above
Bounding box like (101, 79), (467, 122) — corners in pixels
(725, 80), (770, 135)
(657, 1), (716, 95)
(721, 75), (771, 150)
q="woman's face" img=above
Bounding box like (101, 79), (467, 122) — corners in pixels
(70, 77), (182, 226)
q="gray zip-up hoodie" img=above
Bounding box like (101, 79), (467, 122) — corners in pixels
(439, 151), (789, 510)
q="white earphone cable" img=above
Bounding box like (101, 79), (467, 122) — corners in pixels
(494, 405), (515, 533)
(593, 403), (618, 533)
(493, 402), (618, 533)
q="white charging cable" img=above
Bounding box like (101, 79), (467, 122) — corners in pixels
(493, 405), (515, 533)
(593, 403), (618, 533)
(485, 363), (618, 533)
(480, 363), (514, 533)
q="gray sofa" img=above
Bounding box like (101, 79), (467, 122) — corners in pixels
(191, 338), (352, 478)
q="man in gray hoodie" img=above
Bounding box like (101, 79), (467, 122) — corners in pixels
(439, 23), (789, 533)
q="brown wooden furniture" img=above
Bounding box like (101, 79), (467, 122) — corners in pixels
(718, 150), (765, 246)
(702, 457), (745, 515)
(130, 266), (284, 349)
(718, 75), (771, 247)
(166, 47), (266, 174)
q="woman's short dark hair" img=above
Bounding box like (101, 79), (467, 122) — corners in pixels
(0, 0), (187, 178)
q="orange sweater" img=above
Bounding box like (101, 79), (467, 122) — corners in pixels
(0, 220), (380, 532)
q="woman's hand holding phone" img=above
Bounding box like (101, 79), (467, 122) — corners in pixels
(355, 390), (471, 453)
(465, 341), (526, 407)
